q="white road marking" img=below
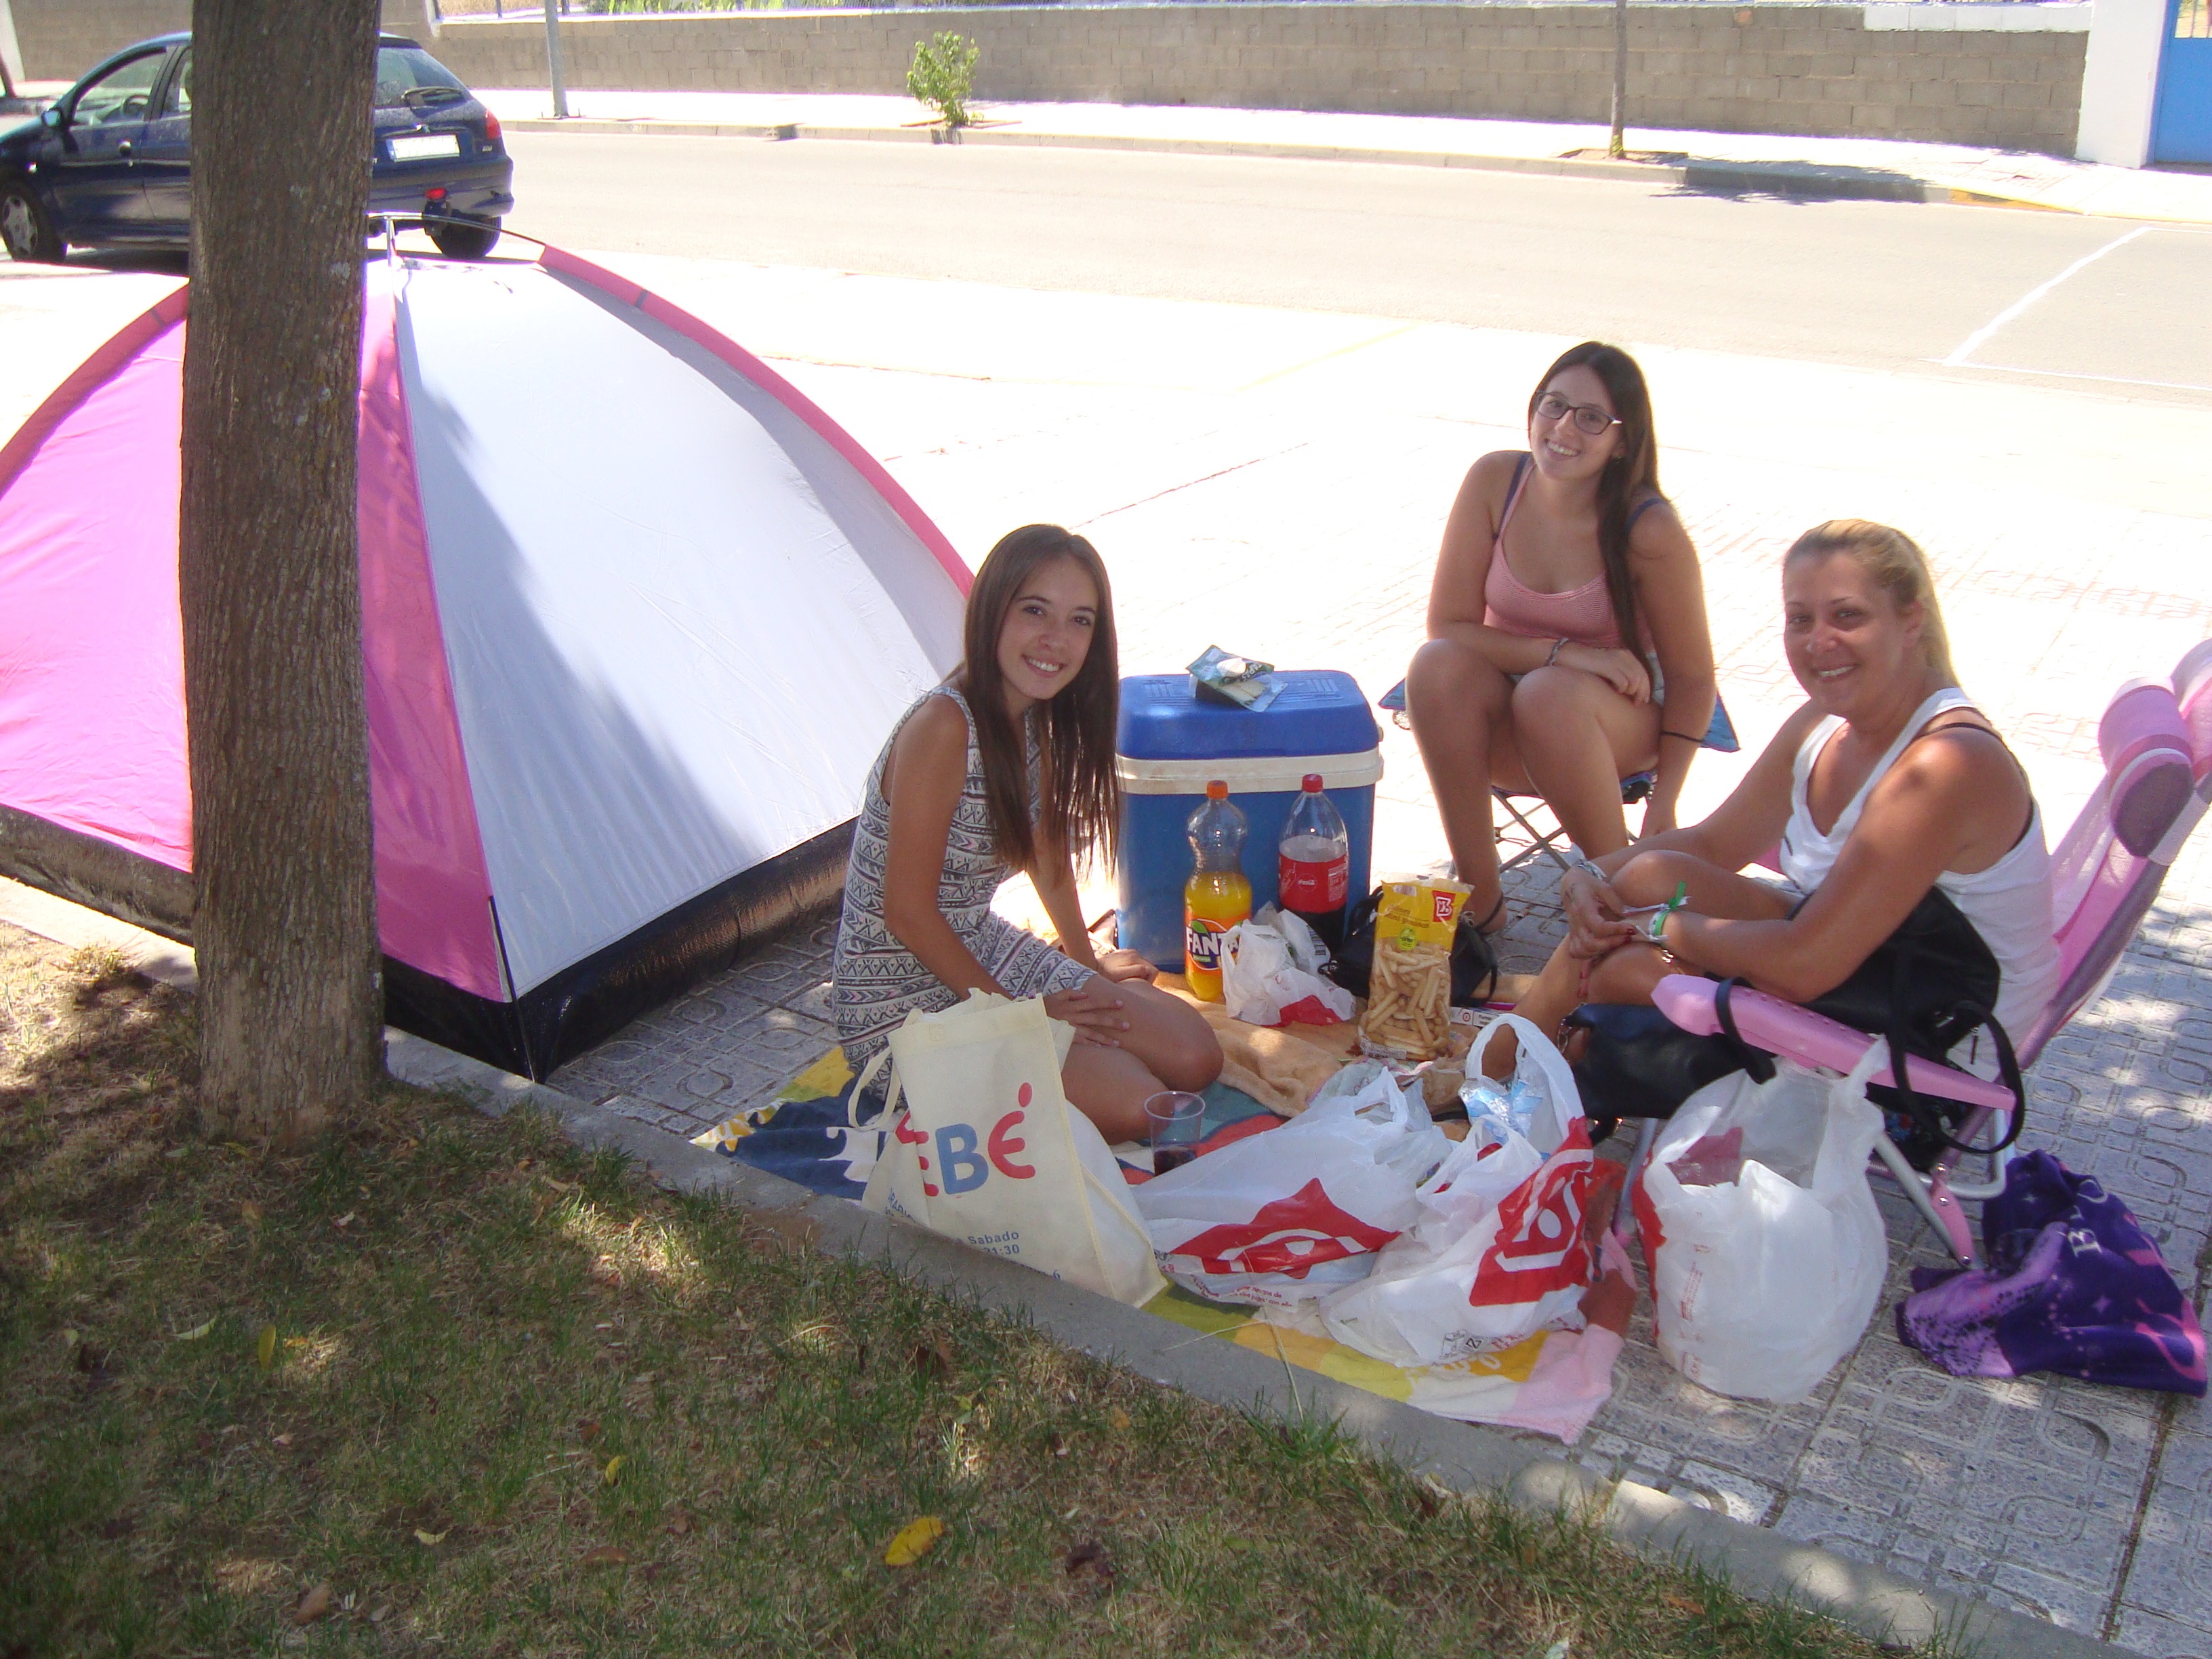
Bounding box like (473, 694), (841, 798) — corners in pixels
(1934, 358), (2212, 396)
(1940, 226), (2152, 368)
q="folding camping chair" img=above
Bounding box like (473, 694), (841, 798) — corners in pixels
(1625, 643), (2212, 1269)
(1376, 680), (1740, 874)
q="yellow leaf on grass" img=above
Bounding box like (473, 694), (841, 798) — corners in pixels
(1107, 1407), (1132, 1431)
(601, 1455), (625, 1487)
(255, 1326), (277, 1370)
(174, 1317), (216, 1343)
(413, 1528), (447, 1547)
(240, 1201), (263, 1225)
(883, 1515), (945, 1568)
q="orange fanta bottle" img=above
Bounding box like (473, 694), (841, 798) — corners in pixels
(1183, 780), (1252, 1002)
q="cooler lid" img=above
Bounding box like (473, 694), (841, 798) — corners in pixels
(1116, 670), (1380, 761)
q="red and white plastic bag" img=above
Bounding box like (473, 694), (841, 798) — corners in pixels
(1132, 1068), (1446, 1311)
(1322, 1015), (1598, 1365)
(1221, 907), (1355, 1027)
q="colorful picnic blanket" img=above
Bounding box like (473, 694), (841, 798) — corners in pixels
(694, 1044), (1630, 1441)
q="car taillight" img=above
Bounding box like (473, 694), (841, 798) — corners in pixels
(483, 110), (502, 145)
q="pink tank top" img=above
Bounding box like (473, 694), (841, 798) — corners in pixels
(1481, 456), (1658, 652)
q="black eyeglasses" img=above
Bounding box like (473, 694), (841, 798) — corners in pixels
(1534, 392), (1621, 436)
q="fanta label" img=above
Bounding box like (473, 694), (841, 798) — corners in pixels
(1185, 914), (1229, 972)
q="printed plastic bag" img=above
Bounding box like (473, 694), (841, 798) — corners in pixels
(1133, 1069), (1448, 1311)
(857, 991), (1164, 1307)
(1322, 1015), (1597, 1364)
(1222, 907), (1355, 1028)
(1633, 1044), (1888, 1402)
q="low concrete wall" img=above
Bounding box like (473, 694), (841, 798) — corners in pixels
(425, 3), (2087, 153)
(9, 0), (436, 82)
(12, 0), (2085, 155)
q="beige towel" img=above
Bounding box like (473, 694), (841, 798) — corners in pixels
(1158, 977), (1361, 1116)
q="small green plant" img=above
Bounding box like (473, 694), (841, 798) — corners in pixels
(907, 31), (981, 129)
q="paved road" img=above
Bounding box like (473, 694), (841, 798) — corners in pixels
(506, 131), (2212, 405)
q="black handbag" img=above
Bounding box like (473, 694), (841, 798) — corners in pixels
(1325, 884), (1500, 1010)
(1565, 886), (2026, 1170)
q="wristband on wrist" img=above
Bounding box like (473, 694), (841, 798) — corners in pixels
(1645, 879), (1690, 943)
(1545, 637), (1567, 668)
(1565, 848), (1608, 884)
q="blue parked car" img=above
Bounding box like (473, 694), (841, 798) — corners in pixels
(0, 33), (514, 263)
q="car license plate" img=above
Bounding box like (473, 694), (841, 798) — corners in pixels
(390, 133), (461, 161)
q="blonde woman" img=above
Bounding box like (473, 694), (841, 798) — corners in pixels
(1506, 520), (2059, 1071)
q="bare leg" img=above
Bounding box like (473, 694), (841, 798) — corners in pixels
(1406, 638), (1532, 924)
(1508, 665), (1662, 858)
(1060, 975), (1221, 1143)
(1488, 849), (1794, 1076)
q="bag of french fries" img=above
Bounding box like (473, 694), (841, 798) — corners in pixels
(1357, 877), (1472, 1062)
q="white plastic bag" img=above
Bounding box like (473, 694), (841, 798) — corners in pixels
(1133, 1069), (1447, 1311)
(857, 991), (1164, 1307)
(1221, 907), (1355, 1029)
(1322, 1015), (1597, 1364)
(1634, 1044), (1888, 1402)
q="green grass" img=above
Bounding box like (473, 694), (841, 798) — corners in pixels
(0, 926), (1910, 1657)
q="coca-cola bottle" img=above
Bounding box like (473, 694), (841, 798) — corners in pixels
(1277, 773), (1350, 955)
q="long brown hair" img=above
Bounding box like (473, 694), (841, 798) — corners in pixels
(1528, 341), (1662, 651)
(1785, 520), (1961, 684)
(956, 525), (1122, 876)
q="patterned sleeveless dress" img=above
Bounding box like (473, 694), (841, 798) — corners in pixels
(832, 686), (1096, 1069)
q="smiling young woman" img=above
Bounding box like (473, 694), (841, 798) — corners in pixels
(1497, 519), (2060, 1090)
(831, 524), (1221, 1143)
(1405, 342), (1717, 937)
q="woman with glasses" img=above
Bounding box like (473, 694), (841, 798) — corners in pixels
(1404, 341), (1717, 937)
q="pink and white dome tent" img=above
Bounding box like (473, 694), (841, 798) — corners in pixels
(0, 245), (968, 1077)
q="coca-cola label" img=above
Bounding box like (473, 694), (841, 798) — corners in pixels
(1279, 853), (1348, 912)
(1185, 914), (1229, 972)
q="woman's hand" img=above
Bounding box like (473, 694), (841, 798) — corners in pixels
(1559, 643), (1652, 704)
(1044, 985), (1132, 1046)
(1561, 869), (1637, 959)
(1093, 948), (1158, 984)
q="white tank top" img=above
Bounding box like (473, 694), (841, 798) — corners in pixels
(1778, 687), (2060, 1044)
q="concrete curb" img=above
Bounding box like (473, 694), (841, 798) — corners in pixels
(499, 114), (2076, 216)
(385, 1024), (2127, 1659)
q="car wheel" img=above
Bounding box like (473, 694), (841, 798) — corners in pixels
(0, 181), (64, 264)
(426, 217), (499, 260)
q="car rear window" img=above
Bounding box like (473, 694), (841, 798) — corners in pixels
(375, 47), (468, 108)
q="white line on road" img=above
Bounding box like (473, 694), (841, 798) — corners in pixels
(1933, 358), (2212, 396)
(1940, 226), (2152, 369)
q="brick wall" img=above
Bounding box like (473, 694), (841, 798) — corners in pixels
(10, 0), (436, 82)
(420, 3), (2086, 154)
(14, 1), (2087, 156)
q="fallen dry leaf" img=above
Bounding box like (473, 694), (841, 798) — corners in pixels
(240, 1201), (263, 1225)
(576, 1417), (602, 1443)
(255, 1326), (277, 1371)
(271, 1433), (293, 1449)
(601, 1455), (625, 1487)
(173, 1317), (216, 1343)
(413, 1528), (447, 1547)
(579, 1544), (631, 1568)
(664, 1509), (695, 1536)
(333, 1212), (356, 1230)
(291, 1582), (333, 1626)
(1107, 1407), (1132, 1432)
(909, 1338), (954, 1380)
(882, 1515), (945, 1568)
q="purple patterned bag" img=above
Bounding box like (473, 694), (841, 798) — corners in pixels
(1898, 1151), (2207, 1396)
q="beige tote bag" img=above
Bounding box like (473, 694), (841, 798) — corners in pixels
(855, 991), (1164, 1307)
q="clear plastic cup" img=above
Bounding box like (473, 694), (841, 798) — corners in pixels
(1144, 1090), (1206, 1176)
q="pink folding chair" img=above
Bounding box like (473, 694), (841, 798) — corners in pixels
(1637, 643), (2212, 1269)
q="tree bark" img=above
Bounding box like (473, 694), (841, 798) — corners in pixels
(180, 0), (383, 1143)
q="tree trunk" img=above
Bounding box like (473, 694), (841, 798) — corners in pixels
(180, 0), (383, 1143)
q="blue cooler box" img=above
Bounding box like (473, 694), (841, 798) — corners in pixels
(1116, 670), (1382, 970)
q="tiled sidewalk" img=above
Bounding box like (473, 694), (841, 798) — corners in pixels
(509, 258), (2212, 1651)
